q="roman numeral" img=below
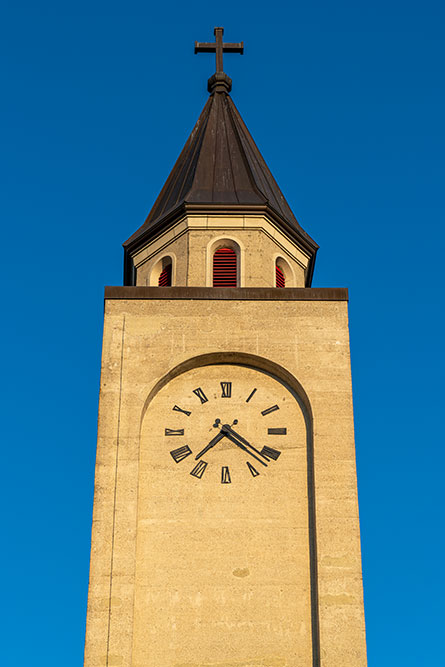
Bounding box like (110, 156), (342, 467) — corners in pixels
(170, 445), (192, 463)
(268, 428), (287, 435)
(261, 405), (279, 416)
(165, 428), (184, 436)
(190, 460), (208, 479)
(260, 446), (281, 461)
(220, 382), (232, 398)
(246, 388), (257, 403)
(246, 461), (260, 478)
(172, 405), (191, 416)
(193, 387), (208, 404)
(221, 466), (231, 484)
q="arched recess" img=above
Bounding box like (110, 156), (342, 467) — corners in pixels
(274, 255), (295, 288)
(206, 236), (244, 287)
(139, 351), (320, 665)
(148, 254), (175, 286)
(141, 352), (311, 423)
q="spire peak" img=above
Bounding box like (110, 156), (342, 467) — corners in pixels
(195, 26), (244, 93)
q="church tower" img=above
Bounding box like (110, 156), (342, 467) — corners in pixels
(84, 28), (367, 667)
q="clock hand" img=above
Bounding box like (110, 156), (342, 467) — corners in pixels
(221, 428), (268, 467)
(194, 430), (225, 460)
(222, 424), (269, 463)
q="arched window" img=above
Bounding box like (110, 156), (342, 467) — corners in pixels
(150, 255), (174, 286)
(158, 262), (172, 286)
(213, 248), (237, 287)
(275, 257), (294, 288)
(276, 264), (285, 288)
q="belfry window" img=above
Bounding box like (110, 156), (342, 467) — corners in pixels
(158, 262), (172, 286)
(150, 255), (174, 286)
(275, 257), (293, 288)
(276, 264), (285, 288)
(213, 248), (237, 287)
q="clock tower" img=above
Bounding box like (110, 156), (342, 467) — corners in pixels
(84, 28), (368, 667)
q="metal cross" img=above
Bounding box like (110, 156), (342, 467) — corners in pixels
(195, 27), (243, 73)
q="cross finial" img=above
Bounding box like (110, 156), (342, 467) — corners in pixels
(195, 27), (244, 94)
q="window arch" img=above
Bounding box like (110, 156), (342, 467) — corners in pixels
(206, 237), (243, 287)
(149, 255), (174, 287)
(275, 257), (293, 288)
(213, 247), (237, 287)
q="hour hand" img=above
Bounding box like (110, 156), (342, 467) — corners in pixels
(195, 430), (225, 460)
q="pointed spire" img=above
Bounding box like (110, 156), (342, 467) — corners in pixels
(124, 92), (317, 252)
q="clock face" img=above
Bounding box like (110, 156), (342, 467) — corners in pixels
(156, 364), (298, 484)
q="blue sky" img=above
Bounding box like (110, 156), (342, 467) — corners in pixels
(1, 1), (444, 664)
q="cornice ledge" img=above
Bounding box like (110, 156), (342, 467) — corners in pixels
(105, 286), (348, 301)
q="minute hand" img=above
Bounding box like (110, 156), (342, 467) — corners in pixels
(222, 429), (268, 467)
(223, 425), (269, 462)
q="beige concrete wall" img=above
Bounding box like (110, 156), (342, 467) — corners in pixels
(135, 232), (188, 287)
(132, 215), (308, 287)
(84, 296), (367, 667)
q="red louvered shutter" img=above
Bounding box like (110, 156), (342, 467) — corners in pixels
(276, 265), (285, 288)
(213, 248), (237, 287)
(158, 263), (172, 286)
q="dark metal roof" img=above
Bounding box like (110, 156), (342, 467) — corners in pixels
(123, 88), (318, 255)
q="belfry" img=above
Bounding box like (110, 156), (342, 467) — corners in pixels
(84, 27), (368, 667)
